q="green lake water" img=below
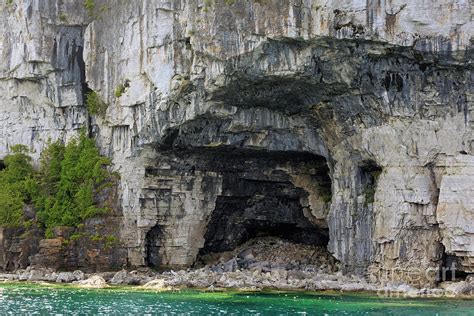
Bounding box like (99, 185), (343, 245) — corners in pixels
(0, 283), (473, 315)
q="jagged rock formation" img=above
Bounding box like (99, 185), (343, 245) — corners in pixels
(0, 0), (472, 286)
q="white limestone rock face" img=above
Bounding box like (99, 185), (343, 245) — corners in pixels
(0, 0), (89, 160)
(437, 155), (474, 273)
(0, 0), (472, 285)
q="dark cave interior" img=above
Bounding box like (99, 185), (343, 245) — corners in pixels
(146, 224), (164, 268)
(192, 148), (332, 261)
(440, 252), (471, 282)
(145, 147), (334, 268)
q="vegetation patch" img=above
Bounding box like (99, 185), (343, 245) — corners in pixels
(0, 132), (115, 235)
(114, 79), (130, 98)
(85, 91), (107, 116)
(83, 0), (95, 17)
(82, 0), (109, 19)
(59, 13), (68, 23)
(0, 145), (36, 227)
(62, 232), (118, 248)
(114, 83), (126, 98)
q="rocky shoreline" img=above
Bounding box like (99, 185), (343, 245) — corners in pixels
(1, 237), (473, 297)
(1, 265), (473, 298)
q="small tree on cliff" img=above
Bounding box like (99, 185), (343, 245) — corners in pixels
(35, 132), (113, 235)
(0, 145), (37, 227)
(0, 134), (115, 233)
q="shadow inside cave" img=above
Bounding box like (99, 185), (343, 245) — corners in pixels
(143, 147), (336, 269)
(190, 148), (333, 266)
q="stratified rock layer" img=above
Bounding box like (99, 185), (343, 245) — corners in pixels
(0, 0), (472, 285)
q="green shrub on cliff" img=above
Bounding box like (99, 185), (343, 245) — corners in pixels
(0, 134), (114, 232)
(0, 145), (36, 227)
(85, 91), (107, 116)
(0, 188), (24, 227)
(37, 140), (64, 196)
(83, 0), (95, 16)
(1, 145), (34, 185)
(35, 132), (112, 233)
(114, 83), (126, 98)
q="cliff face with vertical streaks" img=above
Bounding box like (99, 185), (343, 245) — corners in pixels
(0, 0), (472, 286)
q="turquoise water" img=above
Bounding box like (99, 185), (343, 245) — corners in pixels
(0, 283), (473, 315)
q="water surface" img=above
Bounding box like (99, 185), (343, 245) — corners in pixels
(0, 283), (473, 315)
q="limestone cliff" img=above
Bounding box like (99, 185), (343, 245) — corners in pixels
(0, 0), (472, 286)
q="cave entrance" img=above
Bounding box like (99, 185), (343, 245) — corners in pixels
(439, 251), (472, 283)
(145, 224), (163, 268)
(196, 149), (335, 268)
